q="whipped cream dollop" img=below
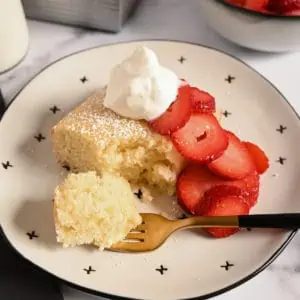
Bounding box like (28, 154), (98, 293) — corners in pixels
(103, 46), (181, 121)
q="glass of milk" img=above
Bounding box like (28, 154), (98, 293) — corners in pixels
(0, 0), (29, 73)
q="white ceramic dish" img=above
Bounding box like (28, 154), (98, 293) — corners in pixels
(199, 0), (300, 52)
(0, 40), (299, 300)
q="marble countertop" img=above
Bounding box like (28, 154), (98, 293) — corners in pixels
(0, 0), (300, 299)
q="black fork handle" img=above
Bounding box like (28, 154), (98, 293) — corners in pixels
(238, 214), (300, 229)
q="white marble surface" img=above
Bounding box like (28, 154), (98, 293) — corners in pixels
(0, 0), (300, 299)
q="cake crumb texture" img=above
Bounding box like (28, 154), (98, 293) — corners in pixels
(53, 171), (142, 250)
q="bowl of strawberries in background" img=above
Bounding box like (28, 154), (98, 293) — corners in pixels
(199, 0), (300, 52)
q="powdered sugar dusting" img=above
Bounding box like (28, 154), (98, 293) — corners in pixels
(54, 89), (157, 148)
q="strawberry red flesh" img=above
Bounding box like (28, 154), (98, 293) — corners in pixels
(148, 85), (192, 135)
(228, 172), (260, 208)
(243, 141), (269, 174)
(268, 0), (300, 13)
(189, 87), (216, 113)
(176, 165), (225, 214)
(244, 0), (269, 10)
(196, 185), (245, 215)
(208, 131), (256, 180)
(225, 0), (245, 6)
(195, 186), (250, 238)
(225, 0), (268, 10)
(171, 113), (228, 163)
(284, 8), (300, 14)
(176, 164), (260, 214)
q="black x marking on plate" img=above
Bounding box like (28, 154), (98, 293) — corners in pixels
(49, 105), (61, 114)
(221, 261), (234, 271)
(83, 266), (95, 274)
(2, 161), (13, 169)
(178, 56), (186, 64)
(276, 157), (286, 165)
(34, 133), (46, 142)
(27, 231), (39, 240)
(225, 75), (235, 83)
(156, 265), (168, 275)
(276, 125), (287, 134)
(134, 189), (143, 199)
(80, 76), (88, 83)
(222, 110), (231, 118)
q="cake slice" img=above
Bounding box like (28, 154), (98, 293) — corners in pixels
(53, 171), (142, 249)
(51, 89), (186, 198)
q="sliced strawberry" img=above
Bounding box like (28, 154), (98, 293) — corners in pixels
(225, 0), (268, 10)
(259, 8), (274, 13)
(244, 0), (269, 10)
(171, 113), (228, 163)
(208, 131), (256, 180)
(225, 0), (245, 6)
(176, 164), (225, 214)
(177, 165), (260, 213)
(228, 171), (260, 207)
(243, 141), (269, 174)
(268, 0), (300, 13)
(195, 186), (250, 238)
(189, 87), (216, 113)
(148, 85), (192, 135)
(284, 8), (300, 14)
(196, 185), (244, 215)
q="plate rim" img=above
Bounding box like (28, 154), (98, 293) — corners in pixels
(0, 39), (299, 300)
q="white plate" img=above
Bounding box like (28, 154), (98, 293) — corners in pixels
(0, 41), (299, 300)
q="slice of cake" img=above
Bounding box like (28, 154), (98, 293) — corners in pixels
(51, 89), (186, 198)
(53, 171), (142, 249)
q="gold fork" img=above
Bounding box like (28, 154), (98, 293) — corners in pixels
(109, 213), (300, 253)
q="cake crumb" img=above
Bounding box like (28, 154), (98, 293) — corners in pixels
(53, 171), (142, 250)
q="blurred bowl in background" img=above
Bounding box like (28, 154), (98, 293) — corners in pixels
(199, 0), (300, 52)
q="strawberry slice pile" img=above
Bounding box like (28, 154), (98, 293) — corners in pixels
(147, 82), (269, 238)
(225, 0), (300, 16)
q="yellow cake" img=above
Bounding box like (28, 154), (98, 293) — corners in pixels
(53, 171), (142, 249)
(51, 88), (186, 198)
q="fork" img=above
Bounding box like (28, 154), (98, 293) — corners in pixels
(109, 213), (300, 253)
